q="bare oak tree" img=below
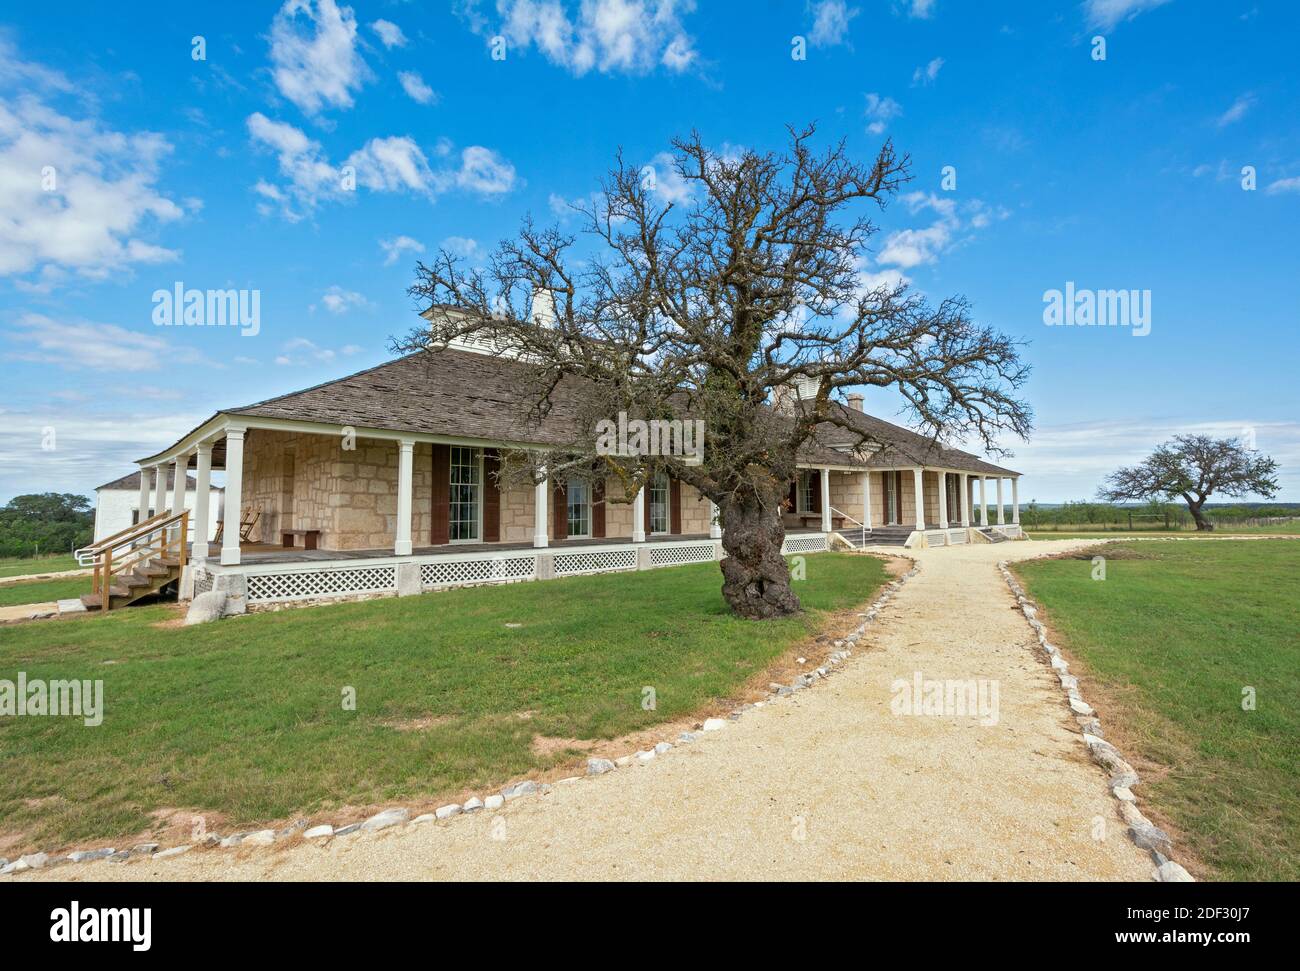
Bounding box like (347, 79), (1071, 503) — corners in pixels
(1099, 434), (1280, 531)
(394, 126), (1031, 619)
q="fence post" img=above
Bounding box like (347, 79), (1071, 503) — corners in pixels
(102, 547), (113, 613)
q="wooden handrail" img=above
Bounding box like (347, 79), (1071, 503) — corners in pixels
(80, 509), (175, 555)
(84, 509), (191, 611)
(77, 509), (189, 563)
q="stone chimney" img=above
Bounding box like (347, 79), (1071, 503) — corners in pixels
(847, 393), (865, 412)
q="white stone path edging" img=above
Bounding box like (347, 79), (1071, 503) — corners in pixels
(996, 557), (1195, 883)
(1, 560), (921, 878)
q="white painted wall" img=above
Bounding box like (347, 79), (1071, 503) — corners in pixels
(93, 487), (224, 542)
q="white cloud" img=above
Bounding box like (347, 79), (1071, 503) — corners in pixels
(991, 418), (1300, 503)
(0, 42), (186, 283)
(248, 114), (517, 218)
(398, 70), (439, 105)
(1215, 93), (1255, 128)
(1083, 0), (1173, 31)
(877, 192), (1008, 270)
(380, 235), (425, 265)
(645, 151), (694, 205)
(441, 236), (482, 260)
(346, 136), (437, 193)
(808, 1), (858, 47)
(912, 56), (944, 85)
(1265, 176), (1300, 195)
(454, 146), (517, 195)
(462, 0), (700, 77)
(5, 313), (192, 372)
(313, 287), (367, 315)
(269, 0), (371, 115)
(246, 112), (341, 219)
(0, 405), (218, 502)
(369, 18), (407, 48)
(863, 93), (902, 135)
(905, 0), (936, 18)
(274, 336), (365, 365)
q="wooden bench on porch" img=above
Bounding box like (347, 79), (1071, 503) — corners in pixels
(282, 528), (321, 550)
(799, 515), (844, 530)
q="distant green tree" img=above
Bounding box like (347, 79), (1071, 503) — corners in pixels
(1100, 436), (1280, 531)
(0, 493), (93, 558)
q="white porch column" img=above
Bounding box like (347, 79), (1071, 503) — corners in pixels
(136, 467), (152, 523)
(395, 439), (414, 556)
(1012, 477), (1021, 525)
(861, 471), (872, 530)
(221, 429), (245, 566)
(192, 444), (212, 562)
(709, 500), (722, 539)
(996, 477), (1006, 525)
(819, 468), (832, 533)
(533, 468), (549, 548)
(171, 455), (187, 520)
(978, 476), (988, 526)
(937, 471), (949, 529)
(959, 472), (970, 527)
(913, 467), (926, 531)
(152, 464), (167, 522)
(632, 484), (646, 543)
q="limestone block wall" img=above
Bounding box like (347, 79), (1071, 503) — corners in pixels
(242, 429), (337, 544)
(678, 482), (713, 535)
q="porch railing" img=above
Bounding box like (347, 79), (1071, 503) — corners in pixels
(76, 509), (189, 612)
(829, 506), (869, 532)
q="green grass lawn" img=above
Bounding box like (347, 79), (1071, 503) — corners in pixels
(0, 552), (887, 853)
(1013, 540), (1300, 881)
(0, 554), (80, 580)
(0, 576), (90, 608)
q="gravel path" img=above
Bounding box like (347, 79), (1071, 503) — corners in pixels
(23, 539), (1154, 882)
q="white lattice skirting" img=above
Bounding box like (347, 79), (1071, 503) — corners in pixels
(421, 555), (537, 588)
(782, 534), (829, 554)
(246, 565), (397, 603)
(555, 547), (639, 576)
(649, 542), (715, 567)
(217, 536), (837, 606)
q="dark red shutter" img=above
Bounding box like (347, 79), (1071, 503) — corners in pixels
(882, 472), (889, 524)
(810, 472), (822, 514)
(787, 479), (797, 511)
(553, 481), (568, 540)
(643, 483), (652, 533)
(430, 444), (450, 544)
(670, 478), (682, 534)
(592, 477), (606, 538)
(482, 448), (500, 542)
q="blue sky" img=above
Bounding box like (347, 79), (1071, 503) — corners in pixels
(1, 0), (1297, 504)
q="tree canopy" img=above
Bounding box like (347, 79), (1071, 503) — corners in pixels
(395, 126), (1031, 617)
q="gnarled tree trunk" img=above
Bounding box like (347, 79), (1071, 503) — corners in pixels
(1188, 501), (1214, 531)
(717, 486), (801, 620)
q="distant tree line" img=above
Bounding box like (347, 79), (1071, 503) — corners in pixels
(0, 493), (94, 558)
(1020, 499), (1298, 531)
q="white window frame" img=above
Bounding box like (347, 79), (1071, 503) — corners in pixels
(567, 479), (591, 539)
(797, 470), (817, 515)
(449, 446), (483, 544)
(648, 472), (670, 535)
